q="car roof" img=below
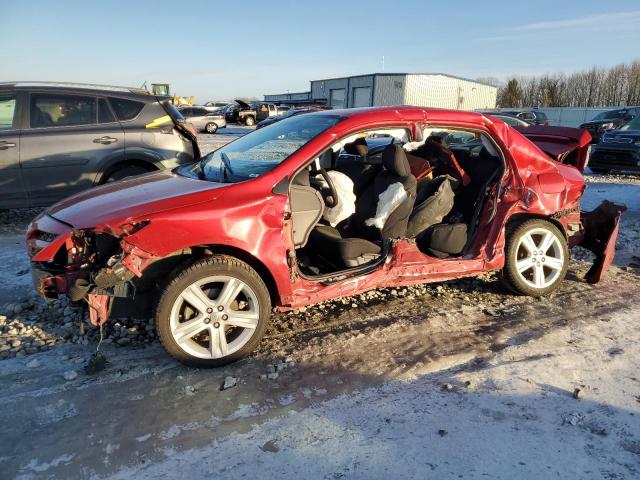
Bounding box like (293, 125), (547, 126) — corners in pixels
(312, 105), (486, 122)
(0, 81), (159, 101)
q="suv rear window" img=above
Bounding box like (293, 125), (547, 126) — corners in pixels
(30, 94), (96, 128)
(98, 98), (116, 123)
(109, 97), (145, 121)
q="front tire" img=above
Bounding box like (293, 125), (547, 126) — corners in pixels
(205, 122), (218, 134)
(244, 116), (255, 126)
(155, 256), (271, 367)
(501, 219), (568, 296)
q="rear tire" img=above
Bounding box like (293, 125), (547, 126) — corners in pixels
(501, 219), (568, 297)
(155, 255), (271, 368)
(205, 122), (218, 134)
(103, 164), (152, 183)
(244, 116), (255, 126)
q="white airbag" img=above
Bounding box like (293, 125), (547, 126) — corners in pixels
(365, 182), (407, 230)
(317, 170), (356, 227)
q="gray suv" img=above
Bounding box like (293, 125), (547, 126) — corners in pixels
(0, 82), (200, 209)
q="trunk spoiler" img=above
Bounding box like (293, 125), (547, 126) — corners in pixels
(579, 200), (627, 283)
(515, 125), (592, 172)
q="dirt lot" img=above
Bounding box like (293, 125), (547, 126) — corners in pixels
(0, 130), (639, 479)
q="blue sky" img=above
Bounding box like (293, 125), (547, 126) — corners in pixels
(3, 0), (640, 102)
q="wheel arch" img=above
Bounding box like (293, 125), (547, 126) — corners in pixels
(96, 158), (161, 185)
(505, 212), (568, 240)
(141, 244), (280, 308)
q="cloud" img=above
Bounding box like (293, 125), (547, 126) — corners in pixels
(478, 10), (640, 43)
(514, 10), (640, 32)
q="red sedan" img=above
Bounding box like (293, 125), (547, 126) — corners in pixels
(27, 107), (624, 367)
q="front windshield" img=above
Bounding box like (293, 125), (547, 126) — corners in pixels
(620, 117), (640, 131)
(593, 110), (626, 121)
(193, 113), (343, 182)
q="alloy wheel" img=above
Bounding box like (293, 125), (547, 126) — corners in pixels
(514, 228), (565, 289)
(169, 275), (260, 359)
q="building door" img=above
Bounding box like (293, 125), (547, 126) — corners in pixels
(352, 87), (371, 108)
(329, 89), (346, 109)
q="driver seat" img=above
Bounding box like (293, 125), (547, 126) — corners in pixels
(309, 144), (417, 267)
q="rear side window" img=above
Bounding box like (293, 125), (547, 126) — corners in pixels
(30, 94), (96, 128)
(109, 97), (144, 121)
(98, 98), (116, 123)
(0, 95), (16, 129)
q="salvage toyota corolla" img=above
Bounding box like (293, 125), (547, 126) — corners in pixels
(26, 107), (625, 367)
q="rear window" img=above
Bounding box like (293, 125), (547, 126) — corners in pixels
(30, 94), (96, 128)
(592, 110), (627, 121)
(98, 98), (116, 123)
(534, 111), (548, 120)
(109, 97), (145, 121)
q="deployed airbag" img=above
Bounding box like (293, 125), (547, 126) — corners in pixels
(319, 170), (356, 227)
(365, 182), (407, 230)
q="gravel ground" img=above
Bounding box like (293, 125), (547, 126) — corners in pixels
(0, 132), (639, 478)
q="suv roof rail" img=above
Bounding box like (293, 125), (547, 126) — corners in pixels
(0, 81), (151, 94)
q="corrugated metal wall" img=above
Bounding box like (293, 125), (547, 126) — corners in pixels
(310, 75), (376, 108)
(403, 75), (497, 110)
(373, 75), (405, 106)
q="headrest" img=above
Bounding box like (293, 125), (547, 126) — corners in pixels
(382, 144), (411, 177)
(343, 137), (368, 157)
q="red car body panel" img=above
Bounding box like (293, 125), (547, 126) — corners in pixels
(27, 106), (623, 316)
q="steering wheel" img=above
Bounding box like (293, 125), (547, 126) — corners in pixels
(316, 167), (338, 208)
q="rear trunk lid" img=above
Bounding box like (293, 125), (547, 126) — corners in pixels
(515, 125), (592, 172)
(160, 99), (201, 159)
(234, 99), (252, 110)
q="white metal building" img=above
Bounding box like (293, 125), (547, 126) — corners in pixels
(265, 73), (497, 110)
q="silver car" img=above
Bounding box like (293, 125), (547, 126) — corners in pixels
(0, 82), (199, 209)
(179, 106), (226, 133)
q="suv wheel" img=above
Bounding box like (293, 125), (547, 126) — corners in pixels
(155, 256), (271, 367)
(501, 219), (568, 296)
(103, 164), (152, 183)
(244, 116), (255, 126)
(205, 122), (218, 134)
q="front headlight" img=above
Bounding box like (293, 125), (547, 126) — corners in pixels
(600, 122), (614, 130)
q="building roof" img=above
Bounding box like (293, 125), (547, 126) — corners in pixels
(310, 73), (497, 89)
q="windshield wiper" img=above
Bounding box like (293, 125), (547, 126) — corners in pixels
(220, 152), (234, 181)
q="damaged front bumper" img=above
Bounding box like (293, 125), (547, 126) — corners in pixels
(27, 213), (156, 326)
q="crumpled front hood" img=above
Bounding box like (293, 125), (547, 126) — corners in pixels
(47, 169), (226, 229)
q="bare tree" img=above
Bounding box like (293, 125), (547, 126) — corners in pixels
(497, 60), (640, 108)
